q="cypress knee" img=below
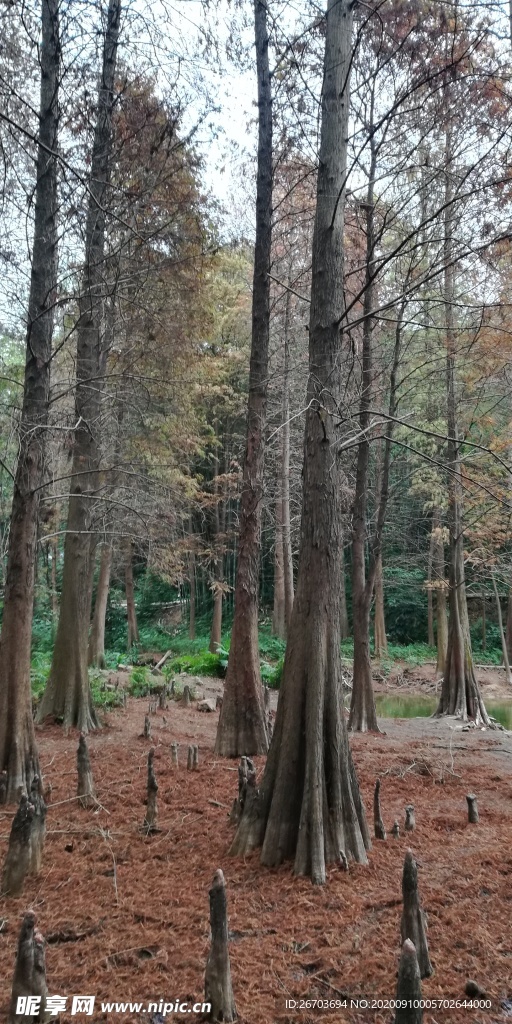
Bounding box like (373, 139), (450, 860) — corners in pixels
(373, 778), (386, 840)
(394, 939), (423, 1024)
(466, 793), (479, 823)
(9, 912), (49, 1024)
(404, 805), (415, 832)
(400, 850), (432, 978)
(143, 749), (158, 833)
(28, 776), (47, 874)
(77, 734), (97, 809)
(205, 869), (236, 1022)
(1, 795), (35, 896)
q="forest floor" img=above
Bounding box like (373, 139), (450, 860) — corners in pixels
(2, 669), (512, 1024)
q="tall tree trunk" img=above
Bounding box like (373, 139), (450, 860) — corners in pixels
(37, 0), (121, 732)
(232, 0), (370, 884)
(492, 576), (511, 685)
(281, 284), (294, 631)
(349, 93), (379, 732)
(340, 543), (349, 640)
(215, 0), (272, 757)
(427, 528), (435, 647)
(125, 540), (139, 651)
(435, 100), (489, 724)
(0, 0), (60, 803)
(88, 541), (112, 667)
(373, 553), (387, 658)
(432, 508), (448, 676)
(272, 495), (285, 639)
(209, 584), (223, 653)
(506, 590), (512, 661)
(50, 538), (59, 622)
(189, 550), (196, 640)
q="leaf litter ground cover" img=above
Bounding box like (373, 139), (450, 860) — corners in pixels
(1, 681), (512, 1024)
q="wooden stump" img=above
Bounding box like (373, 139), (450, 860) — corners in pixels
(229, 768), (261, 857)
(391, 820), (400, 838)
(9, 912), (49, 1024)
(394, 939), (423, 1023)
(263, 685), (270, 710)
(159, 689), (167, 710)
(267, 710), (273, 740)
(1, 795), (34, 896)
(187, 745), (194, 771)
(144, 715), (151, 740)
(400, 850), (432, 978)
(373, 778), (386, 840)
(205, 869), (236, 1022)
(171, 742), (179, 767)
(143, 749), (158, 833)
(193, 745), (199, 771)
(183, 685), (192, 707)
(77, 734), (97, 809)
(404, 805), (415, 832)
(466, 793), (479, 824)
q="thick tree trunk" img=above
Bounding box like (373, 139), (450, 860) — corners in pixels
(125, 540), (139, 651)
(88, 541), (112, 668)
(506, 589), (512, 661)
(0, 0), (59, 803)
(37, 0), (121, 732)
(231, 0), (370, 884)
(50, 538), (59, 621)
(435, 109), (490, 725)
(215, 0), (272, 757)
(373, 553), (387, 658)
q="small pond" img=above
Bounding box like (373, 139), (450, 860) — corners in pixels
(375, 694), (512, 730)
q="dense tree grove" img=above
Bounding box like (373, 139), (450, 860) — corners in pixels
(0, 0), (512, 872)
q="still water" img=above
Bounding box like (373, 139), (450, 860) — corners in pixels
(375, 694), (512, 729)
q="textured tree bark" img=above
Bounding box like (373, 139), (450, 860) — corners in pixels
(400, 850), (432, 978)
(215, 0), (272, 757)
(373, 554), (388, 658)
(50, 539), (59, 622)
(281, 284), (294, 633)
(204, 869), (236, 1023)
(230, 0), (370, 885)
(28, 775), (47, 875)
(435, 108), (490, 726)
(394, 940), (423, 1024)
(77, 734), (97, 809)
(125, 540), (139, 651)
(9, 913), (49, 1024)
(37, 0), (121, 733)
(88, 542), (112, 668)
(0, 0), (60, 804)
